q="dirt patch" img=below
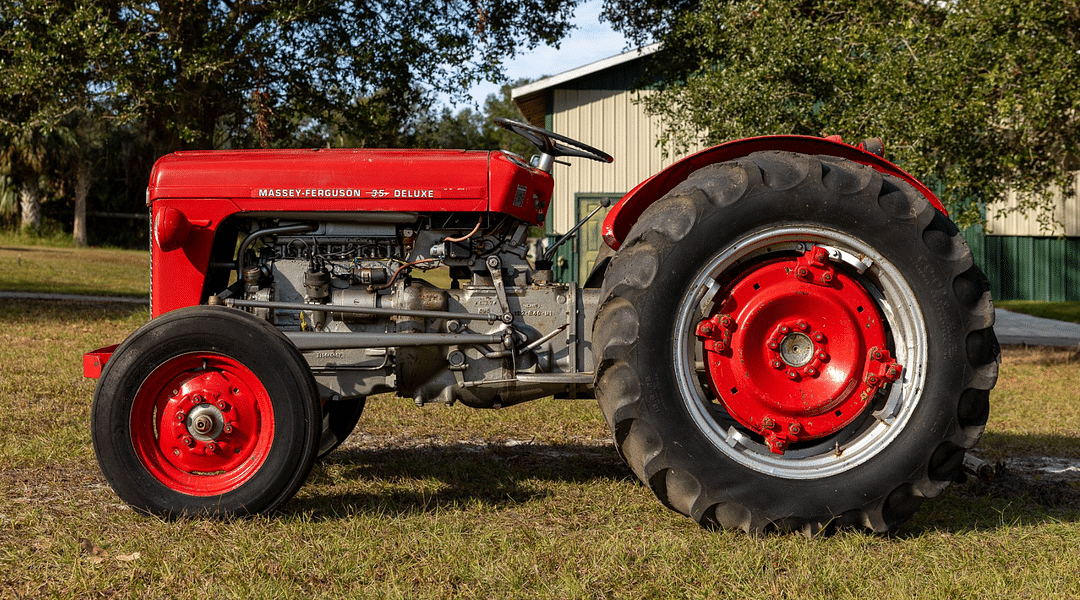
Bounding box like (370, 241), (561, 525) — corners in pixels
(963, 456), (1080, 509)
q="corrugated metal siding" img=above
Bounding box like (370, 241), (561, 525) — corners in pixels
(547, 88), (705, 234)
(964, 226), (1080, 301)
(985, 172), (1080, 237)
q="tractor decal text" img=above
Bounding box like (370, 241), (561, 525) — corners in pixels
(254, 188), (436, 199)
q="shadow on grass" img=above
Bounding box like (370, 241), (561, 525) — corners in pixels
(0, 298), (147, 323)
(289, 433), (1080, 533)
(286, 442), (635, 520)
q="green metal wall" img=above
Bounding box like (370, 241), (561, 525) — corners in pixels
(963, 227), (1080, 301)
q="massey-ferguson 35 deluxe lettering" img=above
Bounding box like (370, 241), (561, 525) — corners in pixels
(85, 119), (999, 534)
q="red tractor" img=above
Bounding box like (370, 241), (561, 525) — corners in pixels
(85, 119), (998, 534)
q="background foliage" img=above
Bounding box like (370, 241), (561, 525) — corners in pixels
(0, 0), (574, 244)
(615, 0), (1080, 226)
(3, 0), (1079, 242)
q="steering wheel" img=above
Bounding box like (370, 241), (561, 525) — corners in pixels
(494, 117), (613, 172)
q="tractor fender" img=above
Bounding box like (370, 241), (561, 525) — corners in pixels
(601, 135), (946, 250)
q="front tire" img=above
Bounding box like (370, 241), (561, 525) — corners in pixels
(593, 151), (998, 534)
(91, 306), (321, 517)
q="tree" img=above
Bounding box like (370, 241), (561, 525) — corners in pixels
(104, 0), (582, 151)
(0, 1), (133, 241)
(412, 81), (537, 157)
(2, 1), (585, 242)
(600, 0), (1080, 226)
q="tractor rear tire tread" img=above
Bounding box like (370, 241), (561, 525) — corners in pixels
(593, 151), (998, 534)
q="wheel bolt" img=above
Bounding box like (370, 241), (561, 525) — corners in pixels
(223, 424), (234, 434)
(176, 411), (186, 422)
(797, 321), (808, 331)
(768, 340), (779, 350)
(772, 359), (783, 369)
(779, 325), (790, 334)
(822, 273), (833, 283)
(813, 332), (824, 342)
(805, 367), (817, 376)
(206, 442), (216, 453)
(182, 436), (193, 447)
(787, 370), (798, 379)
(193, 395), (204, 404)
(217, 400), (227, 410)
(818, 351), (828, 360)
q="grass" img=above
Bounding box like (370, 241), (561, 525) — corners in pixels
(997, 300), (1080, 324)
(0, 240), (149, 298)
(4, 245), (1080, 598)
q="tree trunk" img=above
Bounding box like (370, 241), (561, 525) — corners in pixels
(74, 159), (91, 247)
(19, 181), (42, 234)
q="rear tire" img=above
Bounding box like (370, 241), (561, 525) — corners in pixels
(593, 151), (998, 534)
(318, 397), (365, 458)
(91, 306), (321, 517)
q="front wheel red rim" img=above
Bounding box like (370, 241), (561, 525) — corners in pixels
(129, 353), (275, 496)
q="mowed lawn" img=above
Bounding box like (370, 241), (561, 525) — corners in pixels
(2, 243), (1080, 599)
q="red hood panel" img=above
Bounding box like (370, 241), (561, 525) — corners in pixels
(149, 149), (491, 211)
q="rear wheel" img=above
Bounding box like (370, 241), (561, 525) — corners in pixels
(318, 397), (365, 459)
(92, 306), (321, 517)
(593, 151), (998, 534)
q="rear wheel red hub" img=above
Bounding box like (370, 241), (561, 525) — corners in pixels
(696, 246), (901, 454)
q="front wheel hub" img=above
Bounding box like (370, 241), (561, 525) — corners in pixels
(696, 248), (902, 454)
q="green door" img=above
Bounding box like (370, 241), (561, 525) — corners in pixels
(576, 193), (619, 284)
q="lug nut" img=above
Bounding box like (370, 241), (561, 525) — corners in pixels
(176, 411), (186, 422)
(182, 436), (193, 447)
(223, 424), (234, 434)
(772, 360), (783, 369)
(217, 400), (227, 410)
(813, 332), (824, 342)
(768, 340), (779, 350)
(206, 442), (216, 453)
(787, 370), (798, 379)
(797, 321), (808, 331)
(193, 395), (204, 404)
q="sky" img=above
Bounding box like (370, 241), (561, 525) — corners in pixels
(443, 0), (632, 109)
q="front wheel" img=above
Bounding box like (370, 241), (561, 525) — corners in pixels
(91, 306), (321, 517)
(593, 152), (999, 534)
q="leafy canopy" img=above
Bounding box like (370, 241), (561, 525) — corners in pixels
(605, 0), (1080, 225)
(2, 0), (582, 152)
